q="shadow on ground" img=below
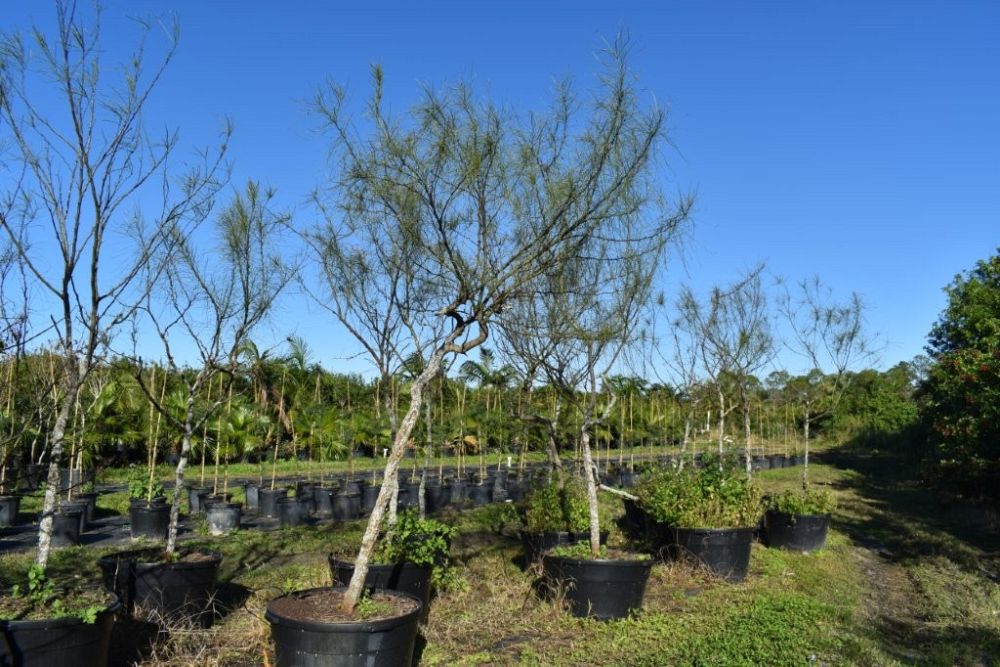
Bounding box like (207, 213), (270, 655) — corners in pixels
(819, 441), (1000, 665)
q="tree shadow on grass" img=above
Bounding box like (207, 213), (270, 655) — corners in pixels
(819, 440), (1000, 664)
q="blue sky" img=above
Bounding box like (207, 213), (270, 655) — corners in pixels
(5, 1), (998, 377)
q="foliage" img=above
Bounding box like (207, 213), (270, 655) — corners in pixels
(0, 565), (104, 623)
(373, 510), (454, 567)
(547, 542), (651, 561)
(768, 488), (836, 516)
(126, 466), (163, 501)
(522, 476), (593, 533)
(635, 463), (763, 529)
(354, 592), (393, 620)
(919, 249), (1000, 500)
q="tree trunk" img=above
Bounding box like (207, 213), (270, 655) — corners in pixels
(341, 343), (448, 613)
(35, 370), (78, 569)
(167, 394), (199, 555)
(580, 427), (601, 557)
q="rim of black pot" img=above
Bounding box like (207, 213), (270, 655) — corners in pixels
(765, 510), (831, 520)
(98, 547), (223, 569)
(206, 502), (242, 511)
(542, 552), (654, 568)
(265, 586), (422, 633)
(669, 525), (758, 534)
(0, 592), (122, 629)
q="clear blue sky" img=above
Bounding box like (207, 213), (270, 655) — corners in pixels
(5, 1), (998, 376)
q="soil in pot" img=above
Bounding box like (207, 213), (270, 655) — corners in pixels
(0, 495), (21, 527)
(763, 511), (830, 553)
(328, 557), (433, 621)
(97, 548), (222, 624)
(206, 502), (242, 535)
(129, 503), (170, 541)
(542, 550), (653, 620)
(0, 593), (120, 667)
(266, 587), (421, 667)
(259, 488), (288, 519)
(667, 526), (755, 583)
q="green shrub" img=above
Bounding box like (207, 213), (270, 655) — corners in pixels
(635, 464), (763, 529)
(522, 476), (593, 533)
(768, 487), (836, 516)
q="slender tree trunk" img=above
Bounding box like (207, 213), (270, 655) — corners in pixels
(580, 427), (601, 556)
(342, 343), (449, 613)
(35, 371), (78, 568)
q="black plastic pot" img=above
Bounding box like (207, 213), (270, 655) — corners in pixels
(50, 508), (83, 547)
(206, 502), (241, 535)
(342, 479), (364, 496)
(129, 503), (170, 541)
(243, 482), (260, 512)
(328, 557), (433, 619)
(313, 486), (335, 517)
(400, 481), (421, 509)
(665, 526), (755, 583)
(763, 511), (830, 553)
(468, 483), (491, 507)
(266, 587), (422, 667)
(448, 478), (467, 507)
(75, 491), (98, 524)
(542, 554), (653, 620)
(60, 499), (90, 534)
(0, 594), (120, 667)
(333, 492), (360, 521)
(259, 488), (288, 519)
(0, 495), (20, 527)
(768, 454), (785, 469)
(620, 498), (647, 540)
(187, 486), (212, 514)
(422, 482), (442, 514)
(277, 498), (308, 527)
(296, 483), (317, 514)
(521, 530), (607, 564)
(360, 484), (381, 517)
(97, 548), (222, 622)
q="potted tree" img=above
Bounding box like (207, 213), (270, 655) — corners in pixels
(636, 459), (764, 582)
(519, 476), (598, 564)
(763, 487), (835, 553)
(328, 509), (454, 621)
(0, 564), (120, 667)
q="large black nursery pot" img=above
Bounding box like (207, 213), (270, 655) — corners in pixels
(763, 511), (830, 553)
(60, 499), (90, 534)
(0, 594), (120, 667)
(75, 491), (98, 525)
(97, 548), (223, 623)
(206, 502), (242, 535)
(661, 526), (755, 583)
(277, 497), (309, 527)
(0, 495), (21, 527)
(259, 487), (288, 519)
(313, 486), (335, 517)
(187, 486), (212, 514)
(360, 484), (381, 517)
(243, 482), (260, 512)
(333, 492), (361, 521)
(50, 508), (83, 547)
(542, 553), (653, 620)
(266, 587), (422, 667)
(129, 502), (170, 541)
(521, 531), (608, 564)
(328, 557), (433, 620)
(468, 482), (491, 507)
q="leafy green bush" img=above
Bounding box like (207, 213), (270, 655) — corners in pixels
(370, 509), (459, 590)
(126, 466), (163, 501)
(768, 488), (836, 516)
(635, 464), (763, 529)
(547, 542), (651, 560)
(522, 476), (592, 533)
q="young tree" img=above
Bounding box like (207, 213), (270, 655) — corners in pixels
(311, 42), (684, 612)
(678, 266), (775, 475)
(0, 2), (229, 567)
(132, 182), (287, 553)
(779, 276), (878, 486)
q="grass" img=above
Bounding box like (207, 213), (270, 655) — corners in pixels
(3, 439), (997, 665)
